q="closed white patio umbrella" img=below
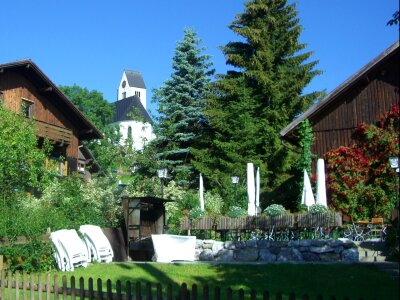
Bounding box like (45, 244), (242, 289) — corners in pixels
(255, 166), (260, 215)
(199, 173), (205, 211)
(316, 158), (328, 207)
(247, 163), (256, 216)
(301, 169), (315, 208)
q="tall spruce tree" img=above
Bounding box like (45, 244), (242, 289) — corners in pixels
(194, 0), (322, 210)
(152, 28), (214, 186)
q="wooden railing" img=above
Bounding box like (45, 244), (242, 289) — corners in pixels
(0, 271), (352, 300)
(181, 213), (342, 231)
(35, 120), (72, 145)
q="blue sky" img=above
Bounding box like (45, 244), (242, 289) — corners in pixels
(1, 1), (398, 117)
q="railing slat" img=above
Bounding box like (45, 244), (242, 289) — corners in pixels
(125, 281), (132, 300)
(79, 277), (85, 300)
(54, 274), (59, 300)
(38, 274), (43, 300)
(136, 281), (142, 300)
(16, 271), (20, 300)
(71, 276), (76, 300)
(8, 271), (12, 300)
(106, 279), (112, 300)
(30, 273), (35, 300)
(62, 275), (67, 300)
(46, 274), (51, 300)
(97, 278), (103, 300)
(116, 280), (122, 300)
(88, 278), (94, 300)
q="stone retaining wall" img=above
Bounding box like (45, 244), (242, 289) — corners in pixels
(195, 239), (359, 262)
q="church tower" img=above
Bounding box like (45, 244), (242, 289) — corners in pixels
(118, 70), (147, 109)
(111, 70), (154, 151)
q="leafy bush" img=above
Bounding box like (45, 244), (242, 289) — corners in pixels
(189, 207), (205, 220)
(204, 191), (223, 216)
(0, 241), (53, 273)
(309, 204), (329, 214)
(264, 204), (287, 217)
(227, 206), (247, 218)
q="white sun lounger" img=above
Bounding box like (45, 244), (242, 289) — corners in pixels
(79, 225), (113, 263)
(50, 229), (88, 272)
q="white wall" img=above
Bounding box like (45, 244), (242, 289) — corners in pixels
(116, 120), (154, 151)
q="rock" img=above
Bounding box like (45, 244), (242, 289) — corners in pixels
(320, 253), (340, 262)
(310, 240), (326, 247)
(235, 241), (247, 249)
(212, 241), (224, 255)
(298, 240), (312, 247)
(246, 240), (258, 248)
(327, 239), (343, 248)
(202, 240), (214, 249)
(341, 248), (359, 262)
(234, 249), (259, 261)
(288, 240), (300, 247)
(224, 241), (235, 250)
(310, 245), (334, 254)
(257, 240), (271, 249)
(195, 239), (204, 249)
(277, 248), (303, 262)
(258, 249), (277, 262)
(301, 252), (320, 262)
(199, 250), (214, 261)
(216, 249), (234, 262)
(338, 238), (357, 248)
(334, 246), (344, 254)
(298, 247), (310, 252)
(194, 249), (202, 260)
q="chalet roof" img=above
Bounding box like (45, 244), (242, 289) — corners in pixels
(125, 70), (146, 89)
(113, 96), (152, 124)
(0, 59), (103, 140)
(280, 41), (399, 140)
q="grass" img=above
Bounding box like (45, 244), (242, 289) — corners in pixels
(41, 262), (399, 300)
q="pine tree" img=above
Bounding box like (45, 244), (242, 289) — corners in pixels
(195, 0), (322, 210)
(152, 28), (214, 186)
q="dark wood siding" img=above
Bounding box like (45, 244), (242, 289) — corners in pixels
(310, 54), (399, 158)
(0, 70), (79, 160)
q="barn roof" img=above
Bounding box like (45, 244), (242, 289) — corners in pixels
(280, 41), (399, 141)
(0, 59), (103, 140)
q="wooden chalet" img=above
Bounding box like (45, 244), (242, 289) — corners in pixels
(280, 41), (399, 158)
(0, 59), (102, 175)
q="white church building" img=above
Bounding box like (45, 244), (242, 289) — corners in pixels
(111, 70), (155, 150)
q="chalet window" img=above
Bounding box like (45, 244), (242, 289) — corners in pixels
(122, 91), (126, 99)
(21, 98), (34, 118)
(135, 91), (141, 98)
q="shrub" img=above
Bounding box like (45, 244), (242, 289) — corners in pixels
(309, 204), (329, 214)
(189, 207), (205, 220)
(264, 204), (287, 217)
(227, 206), (247, 218)
(204, 191), (223, 216)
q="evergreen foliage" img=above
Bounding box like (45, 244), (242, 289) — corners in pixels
(152, 28), (214, 186)
(194, 0), (322, 210)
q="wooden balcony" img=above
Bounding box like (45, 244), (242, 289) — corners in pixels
(35, 119), (72, 145)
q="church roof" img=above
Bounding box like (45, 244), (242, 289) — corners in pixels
(113, 96), (152, 124)
(125, 70), (146, 89)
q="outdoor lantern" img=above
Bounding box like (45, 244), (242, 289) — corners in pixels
(157, 167), (168, 179)
(231, 175), (239, 184)
(389, 156), (399, 171)
(157, 167), (168, 198)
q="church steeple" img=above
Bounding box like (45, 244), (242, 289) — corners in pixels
(118, 70), (147, 109)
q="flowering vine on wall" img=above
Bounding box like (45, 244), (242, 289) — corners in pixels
(325, 104), (399, 221)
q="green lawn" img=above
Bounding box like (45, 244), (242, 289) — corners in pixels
(45, 262), (399, 300)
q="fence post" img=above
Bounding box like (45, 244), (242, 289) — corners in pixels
(106, 279), (112, 300)
(88, 278), (94, 300)
(0, 255), (3, 272)
(79, 277), (85, 300)
(125, 281), (132, 300)
(116, 280), (122, 300)
(54, 274), (59, 300)
(97, 278), (103, 300)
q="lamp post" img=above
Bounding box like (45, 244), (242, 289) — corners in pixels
(231, 175), (239, 204)
(389, 157), (399, 226)
(157, 167), (168, 199)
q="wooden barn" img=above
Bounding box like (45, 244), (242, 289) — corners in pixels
(280, 41), (399, 158)
(0, 59), (102, 175)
